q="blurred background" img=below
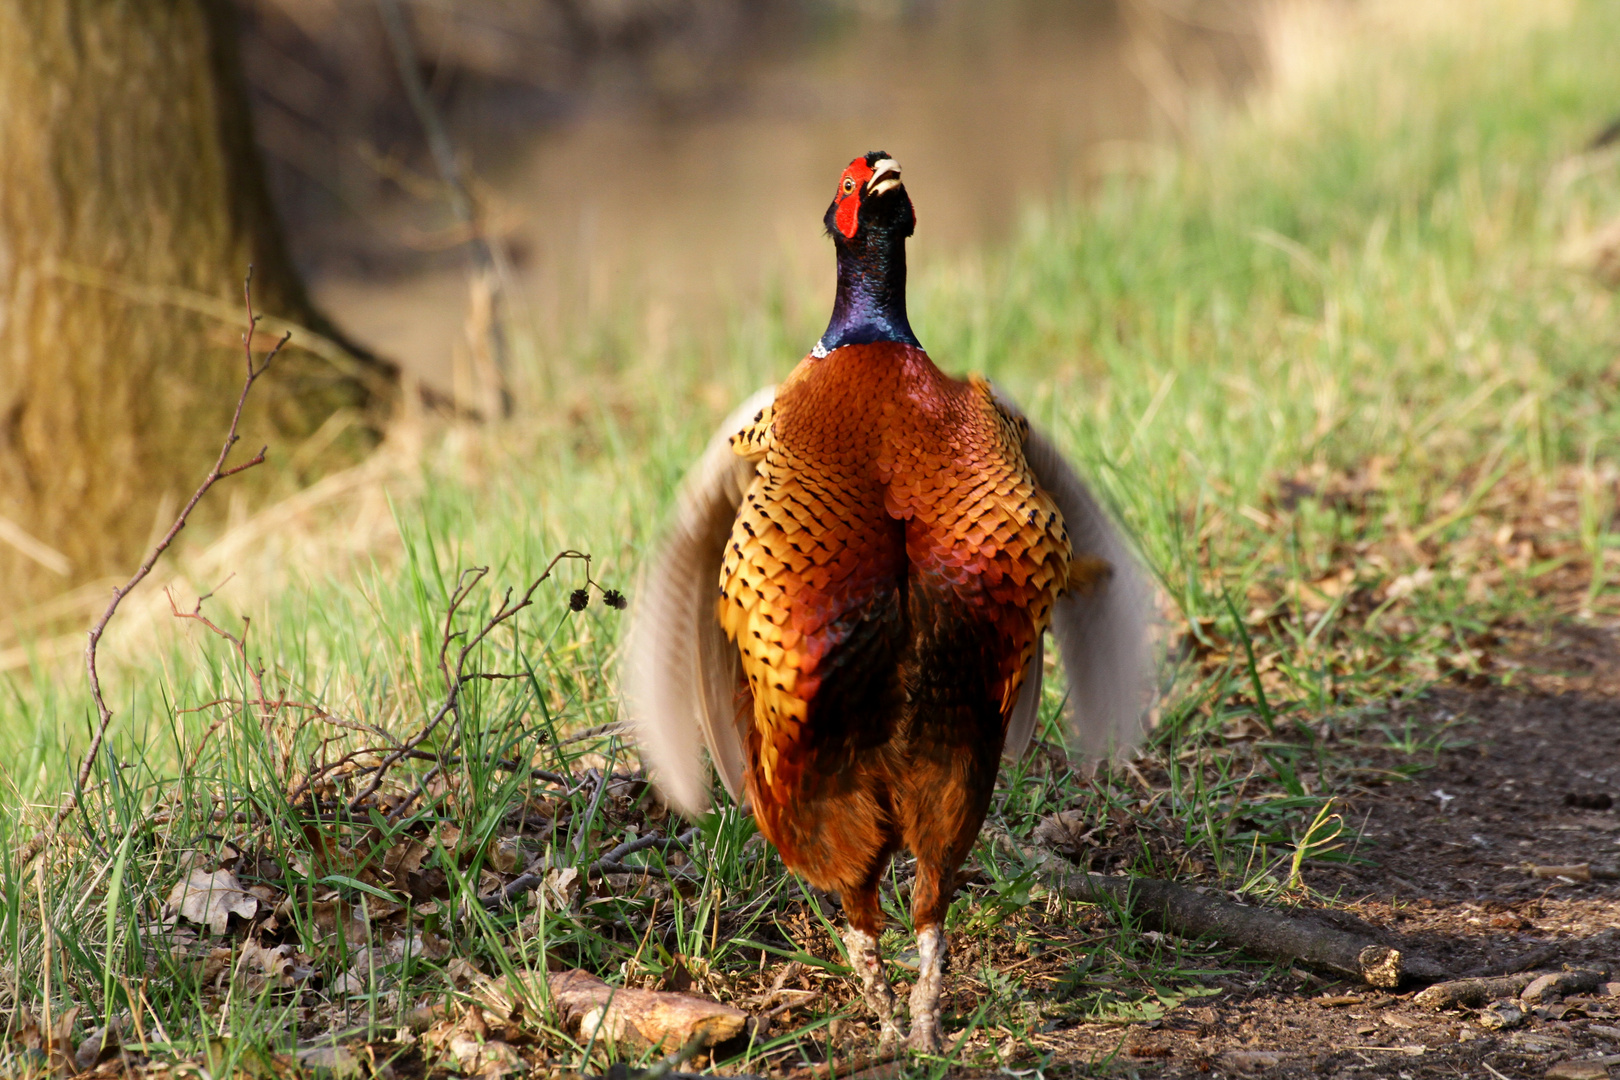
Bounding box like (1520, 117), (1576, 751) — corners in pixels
(241, 0), (1264, 393)
(0, 0), (1269, 611)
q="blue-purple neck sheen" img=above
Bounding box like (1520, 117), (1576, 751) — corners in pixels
(816, 208), (920, 355)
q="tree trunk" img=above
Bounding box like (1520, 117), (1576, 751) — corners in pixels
(0, 0), (397, 606)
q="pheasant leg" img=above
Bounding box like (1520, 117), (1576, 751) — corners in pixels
(907, 924), (947, 1053)
(842, 925), (903, 1052)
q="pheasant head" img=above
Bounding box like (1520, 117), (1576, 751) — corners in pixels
(817, 152), (919, 355)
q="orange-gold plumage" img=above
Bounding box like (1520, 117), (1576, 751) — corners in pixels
(626, 153), (1151, 1053)
(720, 344), (1069, 837)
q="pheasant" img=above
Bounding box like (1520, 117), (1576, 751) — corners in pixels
(625, 152), (1151, 1053)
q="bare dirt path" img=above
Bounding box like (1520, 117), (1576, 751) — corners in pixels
(1034, 626), (1620, 1079)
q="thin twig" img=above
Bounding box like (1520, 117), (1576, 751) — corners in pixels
(338, 551), (591, 812)
(482, 827), (702, 912)
(20, 270), (283, 868)
(386, 764), (442, 824)
(398, 748), (571, 787)
(559, 721), (633, 745)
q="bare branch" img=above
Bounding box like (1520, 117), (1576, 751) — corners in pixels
(482, 827), (702, 912)
(339, 550), (591, 813)
(374, 0), (512, 417)
(19, 269), (279, 868)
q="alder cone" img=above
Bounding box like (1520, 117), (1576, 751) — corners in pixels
(0, 0), (396, 605)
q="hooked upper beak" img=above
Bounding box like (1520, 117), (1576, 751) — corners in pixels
(866, 158), (902, 197)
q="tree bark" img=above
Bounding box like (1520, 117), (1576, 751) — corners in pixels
(0, 0), (396, 605)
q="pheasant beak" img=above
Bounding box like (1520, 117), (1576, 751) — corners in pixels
(866, 158), (902, 197)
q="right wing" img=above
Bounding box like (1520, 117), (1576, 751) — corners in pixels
(622, 387), (775, 817)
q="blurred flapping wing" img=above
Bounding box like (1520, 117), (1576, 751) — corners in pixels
(623, 387), (775, 816)
(996, 389), (1153, 763)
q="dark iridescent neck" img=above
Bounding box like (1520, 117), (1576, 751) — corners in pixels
(815, 230), (919, 355)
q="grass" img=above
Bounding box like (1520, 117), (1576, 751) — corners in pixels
(4, 0), (1620, 1074)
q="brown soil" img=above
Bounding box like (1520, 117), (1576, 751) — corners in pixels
(1020, 624), (1620, 1080)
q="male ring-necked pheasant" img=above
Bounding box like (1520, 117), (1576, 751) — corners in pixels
(626, 152), (1151, 1053)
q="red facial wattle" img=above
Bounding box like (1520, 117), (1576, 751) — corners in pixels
(834, 158), (876, 238)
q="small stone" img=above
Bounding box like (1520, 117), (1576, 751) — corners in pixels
(1479, 1000), (1527, 1031)
(1219, 1050), (1283, 1073)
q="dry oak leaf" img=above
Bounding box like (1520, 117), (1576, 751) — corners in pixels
(164, 868), (258, 934)
(237, 939), (313, 987)
(295, 1044), (367, 1079)
(448, 1036), (525, 1078)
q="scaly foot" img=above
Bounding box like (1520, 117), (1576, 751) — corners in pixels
(907, 924), (946, 1053)
(843, 925), (904, 1053)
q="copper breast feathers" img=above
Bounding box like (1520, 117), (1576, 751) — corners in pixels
(716, 341), (1073, 795)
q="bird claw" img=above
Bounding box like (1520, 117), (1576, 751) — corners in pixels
(906, 924), (948, 1055)
(843, 925), (901, 1049)
(845, 923), (951, 1057)
(906, 1018), (942, 1055)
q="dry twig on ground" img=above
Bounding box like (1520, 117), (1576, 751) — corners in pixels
(998, 825), (1458, 987)
(1038, 867), (1449, 987)
(483, 826), (702, 912)
(1415, 967), (1613, 1010)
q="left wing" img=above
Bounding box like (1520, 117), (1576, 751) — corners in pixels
(993, 387), (1154, 764)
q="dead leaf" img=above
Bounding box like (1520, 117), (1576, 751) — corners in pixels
(200, 946), (235, 984)
(203, 1037), (293, 1079)
(1385, 567), (1435, 602)
(545, 866), (581, 910)
(383, 840), (430, 878)
(329, 971), (372, 997)
(310, 896), (369, 941)
(1219, 1049), (1283, 1073)
(447, 1036), (524, 1078)
(548, 968), (749, 1052)
(445, 957), (485, 988)
(296, 1044), (366, 1078)
(1545, 1061), (1616, 1080)
(489, 836), (524, 874)
(164, 869), (258, 934)
(1126, 1041), (1173, 1058)
(74, 1022), (120, 1072)
(301, 823), (357, 877)
(237, 939), (312, 988)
